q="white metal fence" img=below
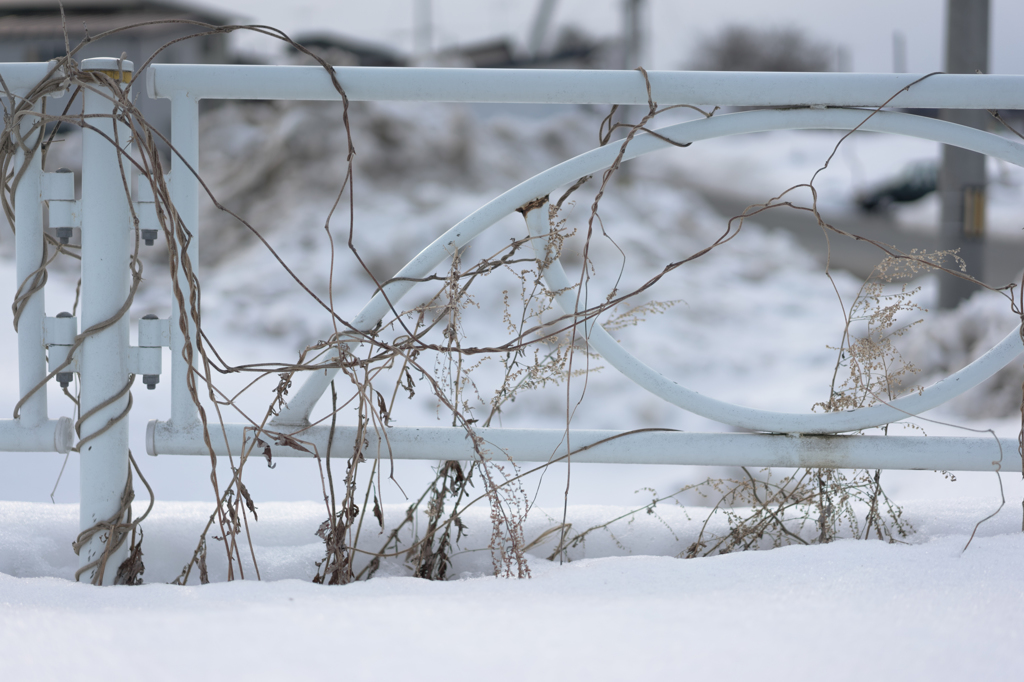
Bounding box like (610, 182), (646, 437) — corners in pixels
(3, 60), (1024, 581)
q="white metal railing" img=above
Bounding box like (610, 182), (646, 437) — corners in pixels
(4, 62), (75, 454)
(4, 61), (1024, 582)
(146, 65), (1024, 109)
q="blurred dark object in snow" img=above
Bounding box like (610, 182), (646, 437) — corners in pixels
(855, 161), (939, 212)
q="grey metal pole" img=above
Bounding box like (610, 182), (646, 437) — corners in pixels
(939, 0), (990, 308)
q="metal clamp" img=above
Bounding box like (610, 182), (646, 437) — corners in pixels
(132, 314), (167, 389)
(135, 176), (166, 246)
(41, 168), (79, 245)
(44, 311), (78, 388)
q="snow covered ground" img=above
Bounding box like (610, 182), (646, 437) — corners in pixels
(2, 499), (1023, 681)
(2, 98), (1024, 680)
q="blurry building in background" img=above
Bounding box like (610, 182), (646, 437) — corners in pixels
(0, 0), (235, 136)
(438, 27), (610, 69)
(0, 0), (231, 63)
(287, 33), (407, 67)
(2, 0), (658, 139)
(290, 26), (613, 70)
(687, 25), (835, 72)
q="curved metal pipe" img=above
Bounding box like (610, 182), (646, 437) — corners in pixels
(274, 107), (1024, 428)
(524, 205), (1019, 433)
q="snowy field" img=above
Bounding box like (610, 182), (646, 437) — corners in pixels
(2, 97), (1024, 680)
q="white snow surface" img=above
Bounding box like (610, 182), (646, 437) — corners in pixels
(2, 499), (1023, 681)
(2, 101), (1024, 680)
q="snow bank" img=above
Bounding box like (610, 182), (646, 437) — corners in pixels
(1, 499), (1022, 681)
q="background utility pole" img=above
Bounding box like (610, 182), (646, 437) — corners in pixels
(413, 0), (433, 66)
(529, 0), (558, 58)
(617, 0), (646, 176)
(892, 30), (907, 73)
(622, 0), (644, 70)
(939, 0), (990, 308)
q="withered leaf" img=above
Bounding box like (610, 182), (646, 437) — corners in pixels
(114, 528), (145, 586)
(452, 514), (468, 542)
(256, 438), (276, 469)
(238, 480), (258, 521)
(372, 494), (384, 530)
(315, 518), (331, 541)
(198, 538), (210, 585)
(445, 460), (466, 484)
(271, 432), (312, 454)
(376, 390), (390, 426)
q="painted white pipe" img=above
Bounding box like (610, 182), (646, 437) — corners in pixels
(13, 97), (47, 427)
(146, 420), (1020, 473)
(275, 107), (1024, 428)
(168, 94), (200, 427)
(78, 58), (134, 584)
(0, 418), (74, 453)
(0, 62), (57, 94)
(0, 62), (78, 456)
(147, 65), (1024, 109)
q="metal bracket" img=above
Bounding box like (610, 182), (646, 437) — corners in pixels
(135, 175), (167, 246)
(41, 169), (80, 244)
(134, 314), (168, 389)
(128, 347), (162, 389)
(44, 312), (78, 388)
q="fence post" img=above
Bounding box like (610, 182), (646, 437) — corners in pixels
(13, 97), (47, 428)
(77, 58), (134, 584)
(168, 93), (200, 427)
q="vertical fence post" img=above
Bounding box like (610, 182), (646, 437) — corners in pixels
(77, 58), (134, 584)
(13, 98), (47, 428)
(169, 93), (200, 427)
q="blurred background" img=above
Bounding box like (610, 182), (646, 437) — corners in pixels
(116, 0), (1024, 73)
(220, 0), (1024, 74)
(2, 0), (1023, 510)
(2, 0), (1024, 72)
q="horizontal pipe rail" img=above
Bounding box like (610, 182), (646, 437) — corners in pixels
(0, 418), (74, 453)
(147, 421), (1019, 473)
(147, 65), (1024, 109)
(0, 62), (57, 93)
